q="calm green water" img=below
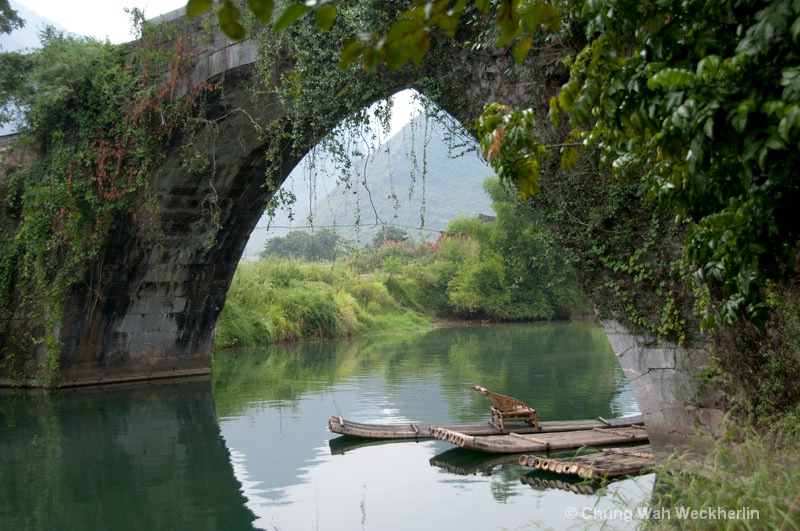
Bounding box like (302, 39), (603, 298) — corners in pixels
(0, 322), (653, 530)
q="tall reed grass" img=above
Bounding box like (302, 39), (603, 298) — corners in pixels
(646, 421), (800, 530)
(215, 259), (433, 348)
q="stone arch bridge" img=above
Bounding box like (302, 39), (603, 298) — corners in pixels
(35, 8), (550, 385)
(1, 7), (720, 451)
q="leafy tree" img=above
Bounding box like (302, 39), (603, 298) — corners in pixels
(261, 228), (347, 261)
(0, 51), (31, 127)
(539, 0), (800, 329)
(0, 0), (26, 125)
(0, 0), (23, 37)
(441, 178), (587, 320)
(371, 225), (408, 248)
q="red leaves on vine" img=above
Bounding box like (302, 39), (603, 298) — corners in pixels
(129, 34), (222, 137)
(91, 135), (137, 203)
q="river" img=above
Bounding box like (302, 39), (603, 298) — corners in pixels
(0, 321), (654, 530)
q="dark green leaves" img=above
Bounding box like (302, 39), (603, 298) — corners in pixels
(274, 3), (312, 32)
(219, 1), (245, 40)
(248, 0), (274, 23)
(476, 104), (545, 199)
(552, 0), (800, 327)
(314, 5), (338, 33)
(187, 0), (247, 39)
(187, 0), (333, 40)
(186, 0), (212, 19)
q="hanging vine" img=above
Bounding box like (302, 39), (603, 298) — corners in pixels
(0, 14), (222, 385)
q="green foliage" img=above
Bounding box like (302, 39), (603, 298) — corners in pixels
(215, 259), (434, 348)
(708, 282), (800, 421)
(439, 178), (589, 320)
(548, 0), (800, 328)
(0, 0), (23, 36)
(371, 225), (408, 248)
(476, 104), (545, 199)
(0, 26), (219, 384)
(651, 423), (800, 530)
(346, 237), (425, 273)
(260, 228), (349, 261)
(0, 52), (31, 126)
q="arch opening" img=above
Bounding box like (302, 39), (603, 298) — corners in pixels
(242, 88), (494, 259)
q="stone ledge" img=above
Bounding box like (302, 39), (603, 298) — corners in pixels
(0, 367), (212, 389)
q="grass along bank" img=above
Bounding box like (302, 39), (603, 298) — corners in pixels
(644, 418), (800, 530)
(214, 258), (434, 348)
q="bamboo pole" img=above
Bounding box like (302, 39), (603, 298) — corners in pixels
(602, 446), (654, 459)
(592, 427), (637, 439)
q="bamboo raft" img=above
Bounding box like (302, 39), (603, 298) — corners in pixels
(328, 414), (644, 440)
(519, 445), (655, 479)
(430, 425), (648, 453)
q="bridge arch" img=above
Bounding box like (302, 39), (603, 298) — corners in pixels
(38, 7), (559, 386)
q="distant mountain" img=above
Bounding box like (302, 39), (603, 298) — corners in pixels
(0, 1), (63, 52)
(243, 113), (496, 257)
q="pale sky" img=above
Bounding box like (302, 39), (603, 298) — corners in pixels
(14, 0), (187, 43)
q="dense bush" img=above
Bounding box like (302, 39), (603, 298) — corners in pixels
(708, 282), (800, 422)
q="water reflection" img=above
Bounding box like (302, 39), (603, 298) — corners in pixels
(0, 322), (649, 531)
(0, 379), (255, 531)
(212, 322), (651, 530)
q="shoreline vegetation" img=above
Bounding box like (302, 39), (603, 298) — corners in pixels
(215, 179), (593, 350)
(213, 257), (437, 349)
(214, 255), (590, 350)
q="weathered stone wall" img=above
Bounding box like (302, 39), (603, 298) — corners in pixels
(603, 320), (725, 454)
(56, 62), (292, 385)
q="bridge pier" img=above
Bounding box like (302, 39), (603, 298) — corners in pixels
(52, 56), (294, 385)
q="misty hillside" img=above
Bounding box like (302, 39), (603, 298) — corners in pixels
(0, 1), (65, 135)
(0, 1), (60, 52)
(244, 112), (496, 256)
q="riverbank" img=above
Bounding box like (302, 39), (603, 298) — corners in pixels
(214, 259), (437, 348)
(214, 258), (588, 349)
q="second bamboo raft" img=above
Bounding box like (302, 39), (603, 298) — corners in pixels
(519, 445), (655, 479)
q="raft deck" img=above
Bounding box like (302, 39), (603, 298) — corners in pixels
(430, 425), (648, 453)
(328, 414), (644, 440)
(519, 445), (655, 479)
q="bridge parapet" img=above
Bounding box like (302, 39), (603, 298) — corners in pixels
(146, 8), (259, 96)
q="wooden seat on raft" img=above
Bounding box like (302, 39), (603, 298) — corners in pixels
(472, 385), (539, 432)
